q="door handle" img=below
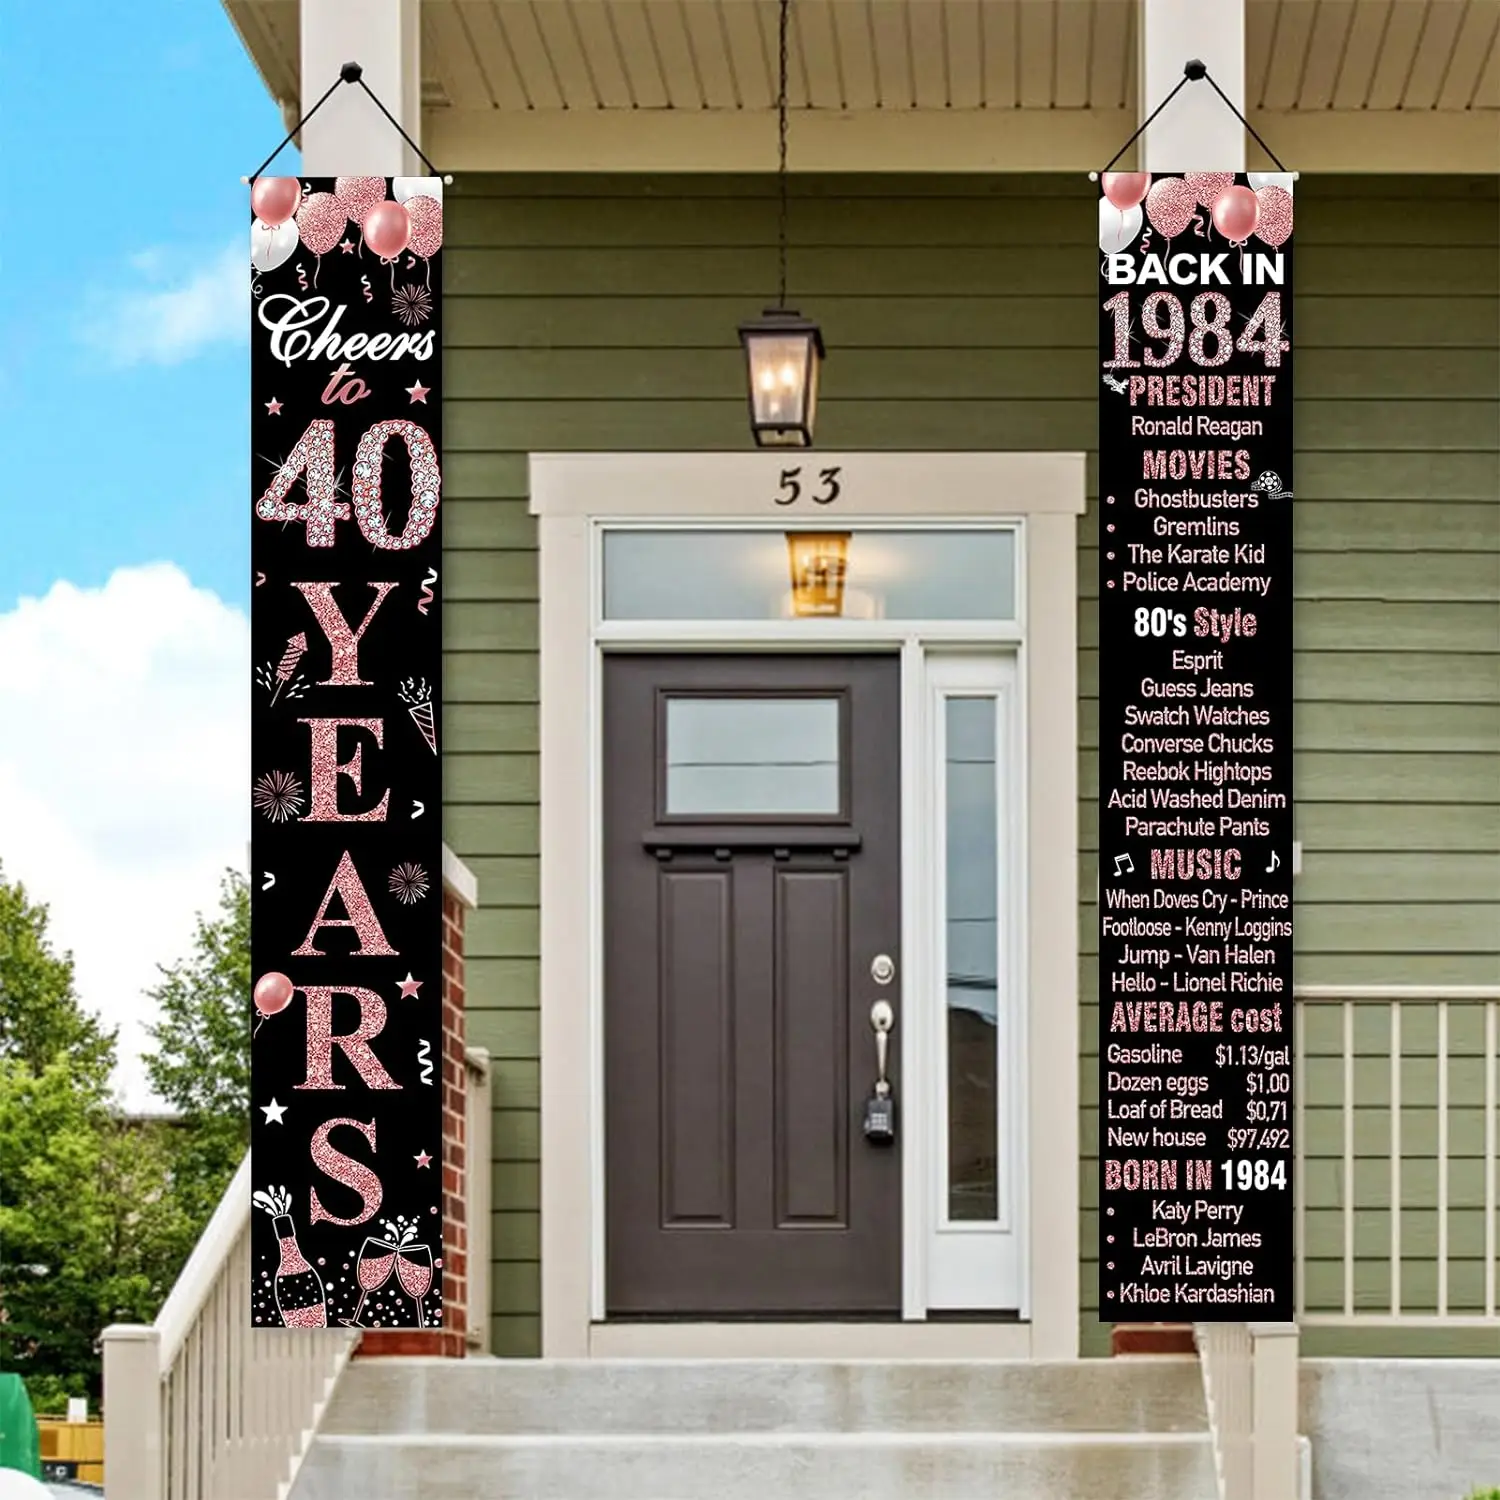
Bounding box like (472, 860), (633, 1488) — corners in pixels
(870, 1000), (894, 1096)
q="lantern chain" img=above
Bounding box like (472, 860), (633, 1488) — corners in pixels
(777, 0), (789, 309)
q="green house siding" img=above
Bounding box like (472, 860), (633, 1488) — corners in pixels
(441, 174), (1500, 1360)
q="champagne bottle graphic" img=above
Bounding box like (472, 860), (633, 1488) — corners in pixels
(253, 1185), (327, 1328)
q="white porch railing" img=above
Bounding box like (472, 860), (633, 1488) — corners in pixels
(101, 1044), (493, 1497)
(101, 1154), (359, 1500)
(1194, 1322), (1300, 1500)
(1294, 984), (1500, 1326)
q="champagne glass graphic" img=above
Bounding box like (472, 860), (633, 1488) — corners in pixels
(346, 1235), (399, 1328)
(396, 1242), (434, 1327)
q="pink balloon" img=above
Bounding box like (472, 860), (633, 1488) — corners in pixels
(1144, 177), (1197, 239)
(1101, 172), (1150, 212)
(1185, 171), (1235, 208)
(1212, 185), (1261, 243)
(251, 176), (301, 228)
(363, 200), (412, 260)
(254, 971), (295, 1018)
(335, 175), (388, 226)
(405, 194), (443, 259)
(1254, 185), (1294, 248)
(296, 192), (346, 256)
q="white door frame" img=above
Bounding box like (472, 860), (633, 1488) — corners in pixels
(533, 452), (1084, 1359)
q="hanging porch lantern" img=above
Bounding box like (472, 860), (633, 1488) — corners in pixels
(741, 0), (825, 448)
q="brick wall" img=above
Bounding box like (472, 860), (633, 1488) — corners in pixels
(357, 884), (469, 1358)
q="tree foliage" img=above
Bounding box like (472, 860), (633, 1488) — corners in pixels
(142, 869), (251, 1223)
(0, 864), (251, 1404)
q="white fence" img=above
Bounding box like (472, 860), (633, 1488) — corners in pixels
(1195, 1322), (1300, 1500)
(1294, 985), (1500, 1326)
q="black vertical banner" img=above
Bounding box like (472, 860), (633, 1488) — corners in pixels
(1097, 172), (1294, 1320)
(249, 176), (443, 1329)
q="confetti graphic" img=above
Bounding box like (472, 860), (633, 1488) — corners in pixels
(398, 678), (438, 754)
(418, 566), (438, 615)
(417, 1037), (434, 1085)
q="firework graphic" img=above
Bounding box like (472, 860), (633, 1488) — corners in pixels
(392, 283), (433, 327)
(253, 770), (305, 823)
(389, 862), (430, 905)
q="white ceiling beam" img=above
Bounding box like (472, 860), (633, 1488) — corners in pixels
(1139, 0), (1247, 171)
(423, 104), (1499, 176)
(300, 0), (422, 175)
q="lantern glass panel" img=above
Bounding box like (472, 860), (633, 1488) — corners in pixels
(744, 330), (819, 444)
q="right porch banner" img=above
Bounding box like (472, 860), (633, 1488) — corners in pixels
(1097, 172), (1295, 1320)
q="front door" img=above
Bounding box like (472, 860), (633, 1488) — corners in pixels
(604, 654), (902, 1315)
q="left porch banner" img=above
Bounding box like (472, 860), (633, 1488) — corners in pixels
(249, 176), (443, 1330)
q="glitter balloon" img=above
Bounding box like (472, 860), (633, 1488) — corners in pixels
(1145, 177), (1197, 239)
(1185, 171), (1235, 208)
(394, 176), (443, 207)
(296, 192), (346, 256)
(335, 175), (388, 226)
(405, 194), (443, 259)
(1253, 185), (1294, 248)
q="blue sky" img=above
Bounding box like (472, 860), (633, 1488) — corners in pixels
(0, 2), (289, 1103)
(2, 0), (291, 614)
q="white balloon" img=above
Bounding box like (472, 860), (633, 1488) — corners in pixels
(1248, 172), (1295, 196)
(1099, 199), (1143, 255)
(251, 217), (299, 273)
(393, 176), (442, 207)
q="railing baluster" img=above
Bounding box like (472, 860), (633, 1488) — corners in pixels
(1390, 1001), (1402, 1316)
(1438, 1000), (1449, 1317)
(1343, 999), (1355, 1318)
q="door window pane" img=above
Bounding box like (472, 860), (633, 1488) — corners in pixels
(665, 697), (840, 816)
(945, 696), (999, 1222)
(604, 529), (1016, 621)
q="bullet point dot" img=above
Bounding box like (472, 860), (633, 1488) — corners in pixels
(1107, 524), (1115, 533)
(1107, 1235), (1114, 1244)
(1106, 1208), (1114, 1216)
(1107, 580), (1115, 588)
(1107, 552), (1115, 560)
(1106, 496), (1116, 504)
(1107, 1262), (1115, 1271)
(1107, 1290), (1115, 1297)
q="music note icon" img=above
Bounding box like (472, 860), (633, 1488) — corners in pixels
(1114, 853), (1134, 877)
(1266, 850), (1281, 873)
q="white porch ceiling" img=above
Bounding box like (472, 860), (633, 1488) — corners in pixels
(226, 0), (1500, 168)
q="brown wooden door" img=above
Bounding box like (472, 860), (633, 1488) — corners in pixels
(604, 653), (902, 1315)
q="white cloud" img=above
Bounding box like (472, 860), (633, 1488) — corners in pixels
(0, 565), (249, 1107)
(78, 240), (247, 366)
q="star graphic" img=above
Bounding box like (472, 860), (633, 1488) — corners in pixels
(405, 381), (430, 404)
(264, 397), (283, 416)
(414, 1150), (432, 1169)
(397, 973), (423, 999)
(339, 238), (355, 254)
(261, 1098), (287, 1125)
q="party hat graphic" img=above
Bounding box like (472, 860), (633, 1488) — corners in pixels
(399, 678), (437, 755)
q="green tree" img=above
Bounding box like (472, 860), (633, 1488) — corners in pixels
(142, 869), (251, 1222)
(0, 1059), (194, 1404)
(0, 865), (113, 1078)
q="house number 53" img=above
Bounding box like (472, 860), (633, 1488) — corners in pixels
(774, 466), (843, 506)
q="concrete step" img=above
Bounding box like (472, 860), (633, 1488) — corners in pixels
(293, 1430), (1218, 1500)
(322, 1356), (1208, 1436)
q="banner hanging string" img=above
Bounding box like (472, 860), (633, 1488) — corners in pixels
(244, 61), (449, 184)
(1096, 59), (1290, 177)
